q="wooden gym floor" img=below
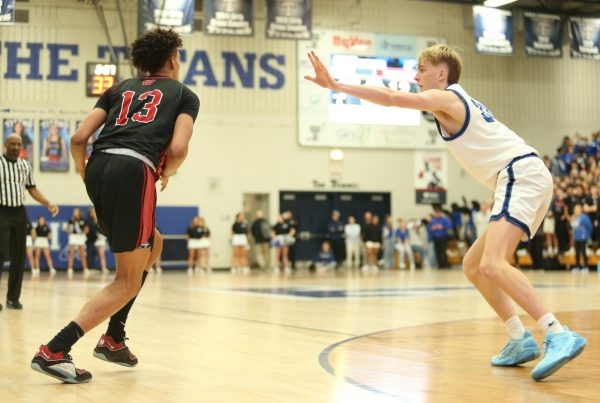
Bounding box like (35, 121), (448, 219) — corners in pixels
(1, 268), (598, 402)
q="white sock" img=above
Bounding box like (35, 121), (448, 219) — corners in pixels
(537, 313), (565, 335)
(505, 315), (525, 339)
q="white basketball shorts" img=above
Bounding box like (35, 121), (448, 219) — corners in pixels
(490, 153), (553, 239)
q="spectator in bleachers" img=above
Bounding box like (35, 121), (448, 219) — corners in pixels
(283, 211), (297, 269)
(251, 210), (271, 270)
(344, 215), (361, 269)
(382, 215), (395, 270)
(408, 218), (431, 268)
(327, 210), (345, 269)
(360, 210), (372, 267)
(543, 209), (558, 257)
(472, 200), (491, 241)
(571, 204), (593, 272)
(362, 214), (381, 272)
(315, 241), (335, 271)
(553, 187), (571, 256)
(395, 218), (415, 270)
(544, 155), (559, 177)
(583, 185), (599, 245)
(429, 208), (451, 269)
(450, 203), (463, 241)
(529, 225), (545, 269)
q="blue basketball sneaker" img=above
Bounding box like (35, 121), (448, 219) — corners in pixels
(531, 326), (587, 381)
(491, 330), (540, 366)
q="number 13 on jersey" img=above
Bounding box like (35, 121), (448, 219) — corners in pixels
(116, 90), (163, 126)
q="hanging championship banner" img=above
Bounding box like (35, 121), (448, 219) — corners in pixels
(266, 0), (311, 39)
(414, 151), (448, 205)
(0, 0), (15, 23)
(473, 6), (514, 55)
(524, 11), (562, 57)
(205, 0), (253, 36)
(569, 16), (600, 61)
(139, 0), (195, 35)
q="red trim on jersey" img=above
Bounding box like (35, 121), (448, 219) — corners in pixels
(136, 164), (156, 248)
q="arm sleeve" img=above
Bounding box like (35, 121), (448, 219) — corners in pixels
(94, 87), (112, 112)
(178, 86), (200, 122)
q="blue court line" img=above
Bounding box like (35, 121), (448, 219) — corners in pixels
(318, 310), (599, 400)
(225, 283), (574, 299)
(318, 328), (410, 401)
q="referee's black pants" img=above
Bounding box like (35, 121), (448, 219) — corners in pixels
(0, 206), (28, 303)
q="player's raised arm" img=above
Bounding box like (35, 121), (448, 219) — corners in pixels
(304, 51), (455, 113)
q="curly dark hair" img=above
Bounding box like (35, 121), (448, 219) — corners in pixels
(130, 28), (182, 73)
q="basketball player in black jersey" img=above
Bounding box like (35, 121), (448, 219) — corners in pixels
(31, 29), (200, 384)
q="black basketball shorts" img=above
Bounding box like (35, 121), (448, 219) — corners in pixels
(85, 153), (156, 253)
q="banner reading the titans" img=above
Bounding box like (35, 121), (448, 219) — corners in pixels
(473, 6), (514, 55)
(139, 0), (194, 35)
(266, 0), (311, 39)
(569, 17), (600, 61)
(524, 11), (562, 57)
(0, 0), (15, 23)
(205, 0), (253, 36)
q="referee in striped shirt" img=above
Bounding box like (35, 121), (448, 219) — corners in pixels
(1, 134), (58, 310)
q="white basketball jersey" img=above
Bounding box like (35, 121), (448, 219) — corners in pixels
(435, 84), (538, 190)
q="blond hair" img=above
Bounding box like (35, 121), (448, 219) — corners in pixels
(419, 45), (462, 85)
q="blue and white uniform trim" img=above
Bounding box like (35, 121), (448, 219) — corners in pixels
(434, 89), (471, 142)
(489, 153), (539, 238)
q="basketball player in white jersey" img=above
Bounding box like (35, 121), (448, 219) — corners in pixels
(305, 45), (586, 381)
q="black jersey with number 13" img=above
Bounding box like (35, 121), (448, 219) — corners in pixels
(93, 77), (200, 167)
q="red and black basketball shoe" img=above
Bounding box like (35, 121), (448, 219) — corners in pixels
(30, 345), (92, 384)
(93, 334), (138, 367)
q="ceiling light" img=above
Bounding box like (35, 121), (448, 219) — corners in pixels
(329, 149), (344, 161)
(483, 0), (517, 7)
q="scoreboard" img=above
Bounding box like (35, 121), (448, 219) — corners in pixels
(86, 62), (117, 97)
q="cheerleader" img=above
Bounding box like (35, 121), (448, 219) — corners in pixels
(197, 217), (211, 273)
(34, 216), (55, 275)
(64, 208), (88, 275)
(231, 212), (249, 273)
(186, 216), (210, 274)
(89, 208), (108, 274)
(271, 214), (290, 273)
(25, 220), (36, 275)
(395, 218), (415, 270)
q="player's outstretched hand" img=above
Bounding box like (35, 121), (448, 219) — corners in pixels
(304, 51), (337, 90)
(160, 175), (170, 192)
